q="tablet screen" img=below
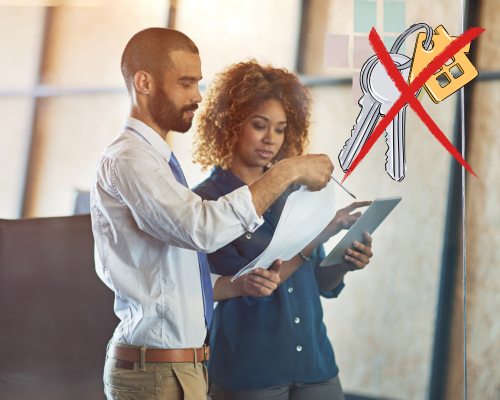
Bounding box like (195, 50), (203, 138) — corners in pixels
(320, 196), (402, 267)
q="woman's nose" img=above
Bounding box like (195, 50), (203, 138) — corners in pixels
(263, 129), (276, 143)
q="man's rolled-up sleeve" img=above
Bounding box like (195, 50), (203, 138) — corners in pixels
(102, 148), (264, 253)
(224, 185), (264, 233)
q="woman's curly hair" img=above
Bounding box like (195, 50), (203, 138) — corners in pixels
(193, 60), (311, 170)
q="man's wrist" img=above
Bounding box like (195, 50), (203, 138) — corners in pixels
(214, 276), (240, 301)
(273, 158), (299, 186)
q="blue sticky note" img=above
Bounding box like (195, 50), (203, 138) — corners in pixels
(384, 0), (406, 33)
(383, 36), (396, 51)
(384, 36), (406, 54)
(354, 0), (377, 33)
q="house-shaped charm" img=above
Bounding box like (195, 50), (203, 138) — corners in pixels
(409, 25), (478, 103)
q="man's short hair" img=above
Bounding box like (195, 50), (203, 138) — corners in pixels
(121, 28), (199, 93)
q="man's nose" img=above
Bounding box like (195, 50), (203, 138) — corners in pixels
(192, 85), (202, 103)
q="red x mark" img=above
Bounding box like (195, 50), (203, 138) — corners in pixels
(342, 26), (484, 182)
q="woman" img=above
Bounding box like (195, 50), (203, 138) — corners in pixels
(192, 61), (373, 400)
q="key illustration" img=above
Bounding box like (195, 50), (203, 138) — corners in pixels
(338, 54), (380, 171)
(337, 23), (482, 182)
(339, 24), (428, 181)
(409, 25), (478, 103)
(369, 53), (413, 181)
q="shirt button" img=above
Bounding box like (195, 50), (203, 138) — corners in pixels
(288, 287), (294, 293)
(294, 317), (300, 324)
(296, 345), (303, 352)
(245, 233), (252, 239)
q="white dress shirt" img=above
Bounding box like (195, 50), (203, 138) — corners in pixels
(90, 117), (263, 349)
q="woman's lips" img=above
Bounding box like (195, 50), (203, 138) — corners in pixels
(256, 150), (274, 159)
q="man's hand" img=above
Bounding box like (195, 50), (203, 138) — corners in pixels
(233, 260), (282, 297)
(248, 154), (333, 216)
(213, 260), (282, 301)
(285, 154), (334, 191)
(317, 201), (371, 243)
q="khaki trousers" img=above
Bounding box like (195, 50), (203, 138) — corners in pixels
(103, 354), (208, 400)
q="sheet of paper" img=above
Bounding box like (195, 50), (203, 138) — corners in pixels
(232, 180), (337, 280)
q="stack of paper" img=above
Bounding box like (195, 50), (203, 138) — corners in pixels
(232, 180), (337, 280)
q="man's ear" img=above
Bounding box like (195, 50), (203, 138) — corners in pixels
(133, 70), (153, 95)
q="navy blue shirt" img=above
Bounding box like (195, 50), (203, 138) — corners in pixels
(193, 167), (344, 390)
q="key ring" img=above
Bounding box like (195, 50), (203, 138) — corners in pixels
(390, 23), (433, 70)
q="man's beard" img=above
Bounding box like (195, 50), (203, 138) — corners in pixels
(148, 87), (198, 133)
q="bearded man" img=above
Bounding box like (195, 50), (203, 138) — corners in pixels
(90, 27), (333, 400)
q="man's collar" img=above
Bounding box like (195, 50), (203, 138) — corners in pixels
(124, 116), (172, 161)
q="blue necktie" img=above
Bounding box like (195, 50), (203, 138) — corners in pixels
(168, 152), (214, 328)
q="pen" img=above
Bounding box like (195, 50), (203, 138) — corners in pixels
(330, 176), (357, 199)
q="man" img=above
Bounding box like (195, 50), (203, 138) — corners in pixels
(91, 27), (333, 400)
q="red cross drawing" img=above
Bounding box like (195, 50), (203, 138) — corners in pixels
(342, 26), (484, 182)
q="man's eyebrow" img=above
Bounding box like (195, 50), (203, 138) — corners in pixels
(178, 76), (202, 82)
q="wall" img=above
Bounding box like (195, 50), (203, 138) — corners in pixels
(1, 0), (498, 398)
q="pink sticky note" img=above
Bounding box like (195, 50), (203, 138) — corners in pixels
(325, 34), (349, 68)
(353, 35), (374, 69)
(352, 71), (362, 104)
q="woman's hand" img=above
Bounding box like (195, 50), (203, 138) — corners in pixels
(340, 232), (373, 271)
(316, 232), (373, 292)
(317, 201), (371, 243)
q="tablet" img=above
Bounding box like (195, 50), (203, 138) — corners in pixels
(320, 196), (402, 267)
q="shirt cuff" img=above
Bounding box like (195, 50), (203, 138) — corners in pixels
(320, 280), (345, 299)
(210, 272), (221, 289)
(210, 273), (221, 308)
(225, 186), (264, 232)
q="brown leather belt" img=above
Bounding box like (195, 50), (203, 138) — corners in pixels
(108, 343), (210, 363)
